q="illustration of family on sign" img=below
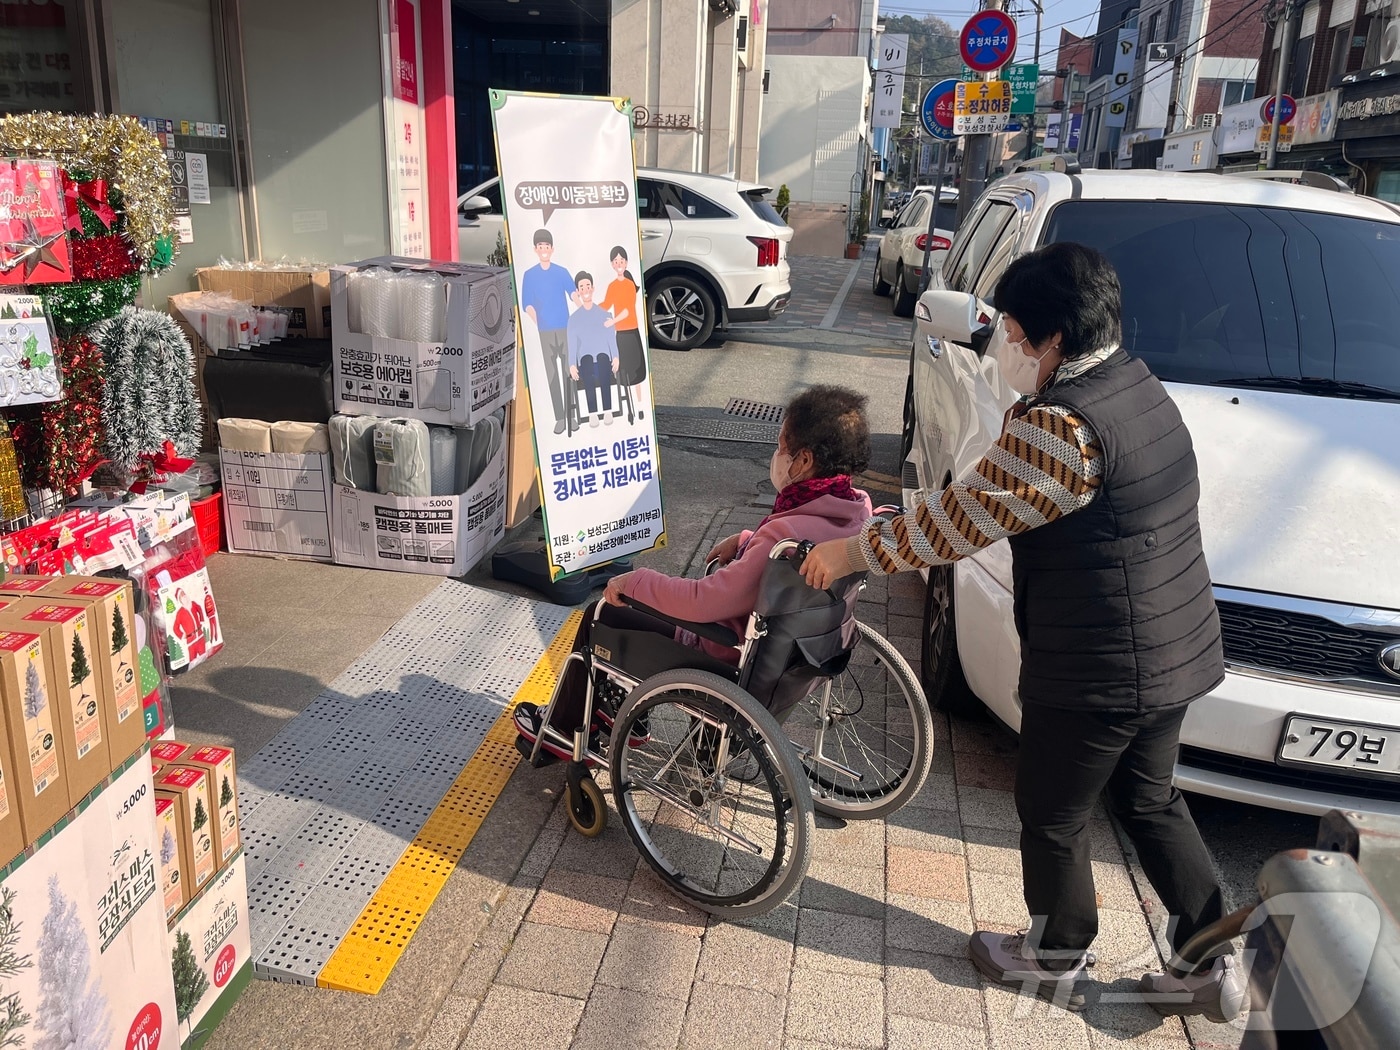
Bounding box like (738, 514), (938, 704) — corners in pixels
(520, 229), (648, 434)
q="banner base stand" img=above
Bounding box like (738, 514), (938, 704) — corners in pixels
(491, 538), (632, 603)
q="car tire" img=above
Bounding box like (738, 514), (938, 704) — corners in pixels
(893, 263), (916, 318)
(648, 275), (716, 351)
(872, 253), (892, 297)
(921, 563), (984, 718)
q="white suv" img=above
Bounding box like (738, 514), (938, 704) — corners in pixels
(903, 162), (1400, 817)
(458, 168), (792, 350)
(873, 188), (959, 317)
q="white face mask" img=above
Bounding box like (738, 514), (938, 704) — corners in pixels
(770, 449), (794, 492)
(994, 332), (1050, 396)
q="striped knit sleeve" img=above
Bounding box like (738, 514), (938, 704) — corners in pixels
(856, 405), (1103, 575)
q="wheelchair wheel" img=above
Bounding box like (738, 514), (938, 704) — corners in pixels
(567, 768), (608, 838)
(786, 621), (934, 820)
(609, 669), (814, 918)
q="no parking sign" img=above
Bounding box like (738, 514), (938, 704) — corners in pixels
(959, 10), (1017, 73)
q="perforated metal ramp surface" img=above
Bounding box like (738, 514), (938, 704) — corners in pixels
(239, 581), (572, 990)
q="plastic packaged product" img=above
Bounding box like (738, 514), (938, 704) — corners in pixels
(428, 426), (458, 496)
(216, 418), (273, 453)
(270, 421), (330, 454)
(373, 418), (431, 497)
(357, 267), (401, 339)
(396, 271), (447, 343)
(328, 414), (379, 490)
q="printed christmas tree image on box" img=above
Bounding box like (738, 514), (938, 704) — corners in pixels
(0, 758), (179, 1050)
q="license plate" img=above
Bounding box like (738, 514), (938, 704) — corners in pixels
(1277, 716), (1400, 778)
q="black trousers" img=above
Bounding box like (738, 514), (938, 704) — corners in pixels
(1016, 701), (1224, 960)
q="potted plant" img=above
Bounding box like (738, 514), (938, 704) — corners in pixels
(775, 184), (790, 223)
(846, 190), (871, 259)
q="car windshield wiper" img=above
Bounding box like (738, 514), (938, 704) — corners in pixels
(1210, 376), (1400, 401)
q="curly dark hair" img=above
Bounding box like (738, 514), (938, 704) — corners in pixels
(992, 242), (1122, 359)
(783, 385), (871, 478)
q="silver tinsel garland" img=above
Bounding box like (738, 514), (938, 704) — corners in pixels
(88, 306), (202, 473)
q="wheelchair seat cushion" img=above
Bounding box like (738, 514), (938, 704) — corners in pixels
(591, 621), (741, 685)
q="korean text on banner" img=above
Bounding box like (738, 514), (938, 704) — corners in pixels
(954, 81), (1012, 135)
(387, 0), (427, 257)
(873, 33), (909, 129)
(491, 92), (666, 579)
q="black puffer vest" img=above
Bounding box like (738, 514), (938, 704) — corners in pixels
(1008, 350), (1224, 713)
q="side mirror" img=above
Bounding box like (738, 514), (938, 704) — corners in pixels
(915, 289), (993, 344)
(460, 195), (492, 216)
(878, 217), (892, 229)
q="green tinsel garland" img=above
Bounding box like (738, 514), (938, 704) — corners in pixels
(40, 274), (140, 329)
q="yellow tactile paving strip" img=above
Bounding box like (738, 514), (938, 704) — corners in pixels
(317, 610), (583, 994)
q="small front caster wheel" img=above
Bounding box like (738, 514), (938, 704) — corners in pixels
(567, 767), (607, 838)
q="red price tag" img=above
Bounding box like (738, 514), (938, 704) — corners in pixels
(214, 943), (237, 988)
(126, 1002), (163, 1050)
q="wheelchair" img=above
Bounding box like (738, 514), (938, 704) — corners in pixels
(524, 526), (935, 918)
(566, 359), (635, 435)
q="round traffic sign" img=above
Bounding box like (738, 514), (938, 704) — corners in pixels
(960, 10), (1017, 73)
(921, 78), (960, 140)
(1262, 94), (1297, 126)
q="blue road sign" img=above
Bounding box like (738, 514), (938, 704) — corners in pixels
(921, 78), (960, 140)
(960, 10), (1017, 73)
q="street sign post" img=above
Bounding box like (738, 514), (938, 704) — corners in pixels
(959, 10), (1017, 73)
(1256, 123), (1294, 152)
(1262, 94), (1297, 125)
(954, 80), (1012, 135)
(921, 78), (960, 140)
(1006, 62), (1039, 115)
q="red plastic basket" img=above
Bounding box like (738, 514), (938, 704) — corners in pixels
(191, 492), (224, 558)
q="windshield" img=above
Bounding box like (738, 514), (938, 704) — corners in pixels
(1041, 200), (1400, 396)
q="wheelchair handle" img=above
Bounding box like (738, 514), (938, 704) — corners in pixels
(768, 538), (811, 561)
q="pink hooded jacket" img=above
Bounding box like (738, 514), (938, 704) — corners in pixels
(619, 489), (874, 664)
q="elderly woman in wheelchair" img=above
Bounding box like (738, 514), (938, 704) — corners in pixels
(513, 385), (934, 917)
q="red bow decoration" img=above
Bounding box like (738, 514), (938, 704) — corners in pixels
(63, 176), (116, 233)
(129, 440), (195, 493)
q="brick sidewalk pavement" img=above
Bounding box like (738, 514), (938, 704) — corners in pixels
(731, 247), (913, 345)
(415, 504), (1248, 1050)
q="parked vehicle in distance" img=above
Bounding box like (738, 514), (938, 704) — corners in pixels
(903, 160), (1400, 818)
(458, 168), (791, 351)
(873, 188), (959, 318)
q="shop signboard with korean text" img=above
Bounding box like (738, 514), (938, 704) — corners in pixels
(492, 92), (666, 578)
(873, 33), (909, 129)
(384, 0), (426, 257)
(1219, 98), (1264, 154)
(1335, 74), (1400, 139)
(955, 81), (1012, 135)
(1105, 26), (1138, 128)
(1292, 90), (1339, 146)
(1160, 128), (1219, 170)
(1044, 112), (1062, 150)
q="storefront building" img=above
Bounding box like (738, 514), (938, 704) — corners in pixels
(1334, 68), (1400, 200)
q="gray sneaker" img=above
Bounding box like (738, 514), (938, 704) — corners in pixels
(969, 930), (1096, 1012)
(1139, 954), (1248, 1023)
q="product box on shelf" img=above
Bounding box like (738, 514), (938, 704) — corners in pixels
(330, 431), (507, 576)
(151, 740), (194, 771)
(218, 449), (333, 561)
(0, 721), (25, 867)
(330, 257), (516, 427)
(166, 850), (250, 1049)
(196, 267), (332, 339)
(0, 601), (110, 802)
(180, 746), (238, 867)
(155, 765), (215, 901)
(0, 629), (68, 840)
(0, 574), (53, 595)
(38, 576), (148, 764)
(154, 793), (185, 922)
(0, 753), (180, 1050)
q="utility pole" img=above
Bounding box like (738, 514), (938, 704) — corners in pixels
(1022, 0), (1043, 160)
(958, 0), (1006, 226)
(1265, 0), (1299, 169)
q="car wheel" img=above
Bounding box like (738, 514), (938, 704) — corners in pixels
(921, 563), (983, 718)
(872, 253), (892, 297)
(892, 263), (916, 318)
(648, 275), (716, 351)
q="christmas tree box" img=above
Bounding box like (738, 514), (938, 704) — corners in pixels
(179, 746), (238, 868)
(154, 794), (185, 923)
(329, 259), (516, 426)
(155, 765), (216, 899)
(217, 449), (333, 562)
(196, 266), (331, 339)
(0, 718), (25, 867)
(330, 428), (507, 576)
(0, 573), (54, 595)
(0, 602), (111, 803)
(166, 850), (249, 1049)
(150, 741), (194, 772)
(0, 628), (68, 840)
(37, 577), (148, 765)
(0, 754), (180, 1050)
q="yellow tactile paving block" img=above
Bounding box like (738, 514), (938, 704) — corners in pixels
(317, 611), (583, 994)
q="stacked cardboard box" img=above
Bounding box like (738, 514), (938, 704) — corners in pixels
(150, 739), (241, 907)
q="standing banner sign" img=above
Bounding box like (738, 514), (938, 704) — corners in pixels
(491, 92), (666, 578)
(873, 34), (910, 129)
(384, 0), (427, 257)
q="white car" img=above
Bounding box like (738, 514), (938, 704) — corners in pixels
(903, 161), (1400, 817)
(458, 168), (792, 350)
(873, 189), (959, 318)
